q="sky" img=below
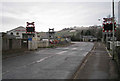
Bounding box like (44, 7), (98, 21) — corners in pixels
(0, 0), (120, 32)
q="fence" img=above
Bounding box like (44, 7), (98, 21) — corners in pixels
(115, 46), (120, 71)
(106, 41), (120, 73)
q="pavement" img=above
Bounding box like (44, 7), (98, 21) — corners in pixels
(73, 42), (119, 79)
(2, 42), (94, 79)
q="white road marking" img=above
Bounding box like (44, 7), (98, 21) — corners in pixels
(56, 47), (69, 50)
(72, 48), (77, 50)
(36, 55), (54, 63)
(3, 71), (9, 75)
(64, 47), (69, 49)
(36, 57), (48, 63)
(56, 51), (68, 55)
(80, 48), (83, 50)
(83, 53), (88, 56)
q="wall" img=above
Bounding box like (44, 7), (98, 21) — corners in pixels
(12, 39), (21, 49)
(2, 38), (28, 51)
(38, 41), (49, 48)
(2, 38), (9, 51)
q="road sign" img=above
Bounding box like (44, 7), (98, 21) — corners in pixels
(28, 38), (32, 41)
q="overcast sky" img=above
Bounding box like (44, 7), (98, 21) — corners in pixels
(0, 0), (120, 32)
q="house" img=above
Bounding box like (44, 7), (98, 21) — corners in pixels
(7, 26), (26, 39)
(82, 36), (97, 42)
(7, 26), (39, 39)
(2, 32), (21, 51)
(36, 32), (48, 41)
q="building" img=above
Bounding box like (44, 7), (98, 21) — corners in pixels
(2, 32), (21, 51)
(118, 1), (120, 24)
(82, 36), (97, 42)
(7, 26), (38, 39)
(7, 26), (26, 39)
(36, 32), (48, 41)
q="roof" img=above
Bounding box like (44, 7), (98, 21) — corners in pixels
(7, 26), (26, 32)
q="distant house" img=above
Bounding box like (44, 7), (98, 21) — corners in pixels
(7, 26), (39, 39)
(82, 36), (97, 42)
(2, 32), (20, 51)
(37, 32), (48, 41)
(7, 26), (26, 39)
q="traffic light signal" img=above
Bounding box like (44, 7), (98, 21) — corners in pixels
(103, 23), (116, 32)
(26, 27), (35, 32)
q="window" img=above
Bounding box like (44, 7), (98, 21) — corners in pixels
(16, 32), (19, 35)
(10, 32), (13, 35)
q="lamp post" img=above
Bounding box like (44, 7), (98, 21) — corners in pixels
(112, 0), (115, 60)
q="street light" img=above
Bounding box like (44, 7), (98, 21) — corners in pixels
(112, 0), (115, 60)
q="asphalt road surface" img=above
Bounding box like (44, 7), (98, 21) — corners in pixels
(2, 42), (94, 79)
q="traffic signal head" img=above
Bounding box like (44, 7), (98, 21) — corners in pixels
(26, 27), (35, 33)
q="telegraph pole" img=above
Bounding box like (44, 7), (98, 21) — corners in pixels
(112, 0), (115, 60)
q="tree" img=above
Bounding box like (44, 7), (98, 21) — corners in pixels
(81, 30), (84, 35)
(85, 30), (91, 36)
(96, 28), (102, 41)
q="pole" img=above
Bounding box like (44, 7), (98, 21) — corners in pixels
(112, 0), (115, 60)
(48, 28), (50, 46)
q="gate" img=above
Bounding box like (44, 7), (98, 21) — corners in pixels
(9, 39), (12, 49)
(21, 39), (28, 48)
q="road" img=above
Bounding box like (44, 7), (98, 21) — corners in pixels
(2, 42), (94, 79)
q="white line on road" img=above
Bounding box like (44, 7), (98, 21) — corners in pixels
(56, 47), (69, 50)
(3, 71), (9, 75)
(80, 48), (83, 50)
(72, 48), (77, 50)
(36, 55), (54, 63)
(56, 51), (68, 55)
(36, 57), (48, 63)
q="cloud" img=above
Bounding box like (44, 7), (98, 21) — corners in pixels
(1, 2), (119, 32)
(1, 0), (120, 2)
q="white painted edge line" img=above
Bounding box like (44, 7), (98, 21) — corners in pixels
(105, 47), (112, 57)
(73, 59), (88, 79)
(80, 59), (88, 69)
